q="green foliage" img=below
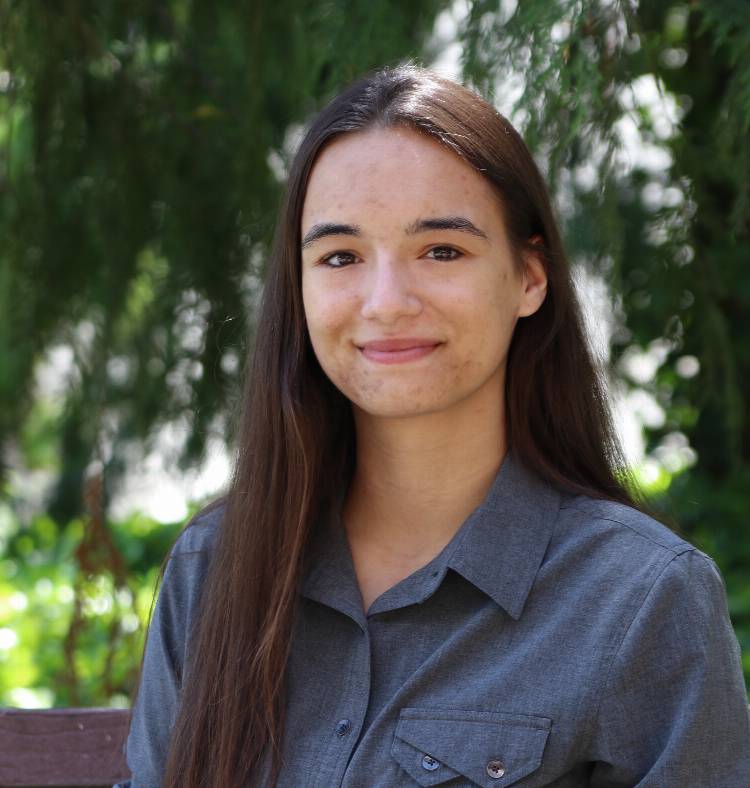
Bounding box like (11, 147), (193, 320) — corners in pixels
(1, 0), (749, 705)
(0, 0), (450, 521)
(0, 503), (182, 707)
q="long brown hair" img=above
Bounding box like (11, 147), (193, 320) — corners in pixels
(154, 63), (637, 787)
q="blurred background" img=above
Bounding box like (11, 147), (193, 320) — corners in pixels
(0, 0), (748, 709)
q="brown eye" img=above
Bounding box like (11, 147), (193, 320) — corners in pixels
(320, 251), (358, 268)
(426, 246), (462, 262)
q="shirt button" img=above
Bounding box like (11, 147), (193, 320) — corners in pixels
(421, 754), (440, 771)
(486, 759), (506, 779)
(335, 719), (351, 737)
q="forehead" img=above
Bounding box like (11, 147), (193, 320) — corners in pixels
(301, 126), (503, 232)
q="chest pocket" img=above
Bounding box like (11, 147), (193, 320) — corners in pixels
(390, 708), (551, 787)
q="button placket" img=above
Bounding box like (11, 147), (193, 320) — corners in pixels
(330, 630), (371, 788)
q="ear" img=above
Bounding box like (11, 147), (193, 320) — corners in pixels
(518, 234), (548, 318)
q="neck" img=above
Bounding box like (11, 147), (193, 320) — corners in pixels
(343, 378), (507, 562)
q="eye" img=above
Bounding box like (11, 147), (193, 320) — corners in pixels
(320, 251), (358, 268)
(425, 245), (463, 262)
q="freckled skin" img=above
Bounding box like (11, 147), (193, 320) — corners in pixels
(300, 127), (547, 421)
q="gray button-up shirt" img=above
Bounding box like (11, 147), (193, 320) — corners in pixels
(123, 452), (750, 786)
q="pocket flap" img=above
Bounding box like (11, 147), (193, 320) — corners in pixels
(391, 708), (551, 787)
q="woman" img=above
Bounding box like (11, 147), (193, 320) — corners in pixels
(123, 65), (750, 787)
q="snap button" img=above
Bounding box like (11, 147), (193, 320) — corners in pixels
(335, 719), (351, 737)
(421, 754), (440, 771)
(486, 758), (506, 779)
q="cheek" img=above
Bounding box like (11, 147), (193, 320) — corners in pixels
(302, 282), (359, 389)
(303, 281), (348, 340)
(486, 266), (522, 328)
(450, 275), (519, 363)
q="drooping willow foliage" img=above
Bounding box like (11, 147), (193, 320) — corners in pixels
(464, 0), (749, 475)
(1, 0), (748, 704)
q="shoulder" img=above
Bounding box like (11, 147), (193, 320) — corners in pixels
(571, 503), (750, 780)
(546, 493), (724, 617)
(545, 494), (740, 686)
(167, 501), (225, 561)
(125, 504), (227, 786)
(555, 493), (705, 564)
(153, 502), (226, 619)
(560, 494), (690, 549)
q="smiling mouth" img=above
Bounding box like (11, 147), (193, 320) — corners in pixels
(358, 343), (442, 365)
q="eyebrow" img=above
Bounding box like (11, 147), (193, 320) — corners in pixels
(301, 222), (361, 249)
(300, 215), (489, 250)
(405, 216), (489, 241)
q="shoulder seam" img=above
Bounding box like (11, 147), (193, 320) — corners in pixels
(169, 548), (209, 559)
(167, 507), (223, 559)
(584, 548), (698, 752)
(559, 504), (690, 555)
(607, 549), (698, 667)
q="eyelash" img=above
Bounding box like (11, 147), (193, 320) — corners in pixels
(319, 251), (358, 268)
(318, 245), (464, 268)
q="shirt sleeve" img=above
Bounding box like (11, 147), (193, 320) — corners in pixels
(124, 549), (205, 788)
(589, 548), (750, 787)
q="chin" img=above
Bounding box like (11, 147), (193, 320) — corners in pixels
(351, 394), (448, 420)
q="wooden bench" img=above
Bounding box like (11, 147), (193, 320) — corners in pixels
(0, 708), (131, 787)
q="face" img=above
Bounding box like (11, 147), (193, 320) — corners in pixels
(300, 126), (547, 421)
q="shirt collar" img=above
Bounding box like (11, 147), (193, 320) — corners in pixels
(446, 450), (561, 619)
(301, 450), (561, 624)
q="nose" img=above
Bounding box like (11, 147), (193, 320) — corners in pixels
(360, 254), (422, 324)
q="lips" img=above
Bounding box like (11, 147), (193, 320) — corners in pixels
(358, 338), (442, 352)
(357, 338), (443, 365)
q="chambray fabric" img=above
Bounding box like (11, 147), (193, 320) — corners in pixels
(122, 452), (750, 787)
